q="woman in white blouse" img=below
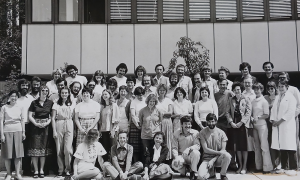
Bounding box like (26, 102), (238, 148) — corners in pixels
(46, 69), (62, 96)
(194, 86), (218, 130)
(171, 87), (193, 132)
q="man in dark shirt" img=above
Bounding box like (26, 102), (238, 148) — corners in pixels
(103, 131), (143, 180)
(260, 62), (278, 95)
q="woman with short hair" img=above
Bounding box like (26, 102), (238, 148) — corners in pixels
(46, 69), (62, 96)
(0, 90), (25, 180)
(28, 85), (54, 178)
(116, 85), (131, 132)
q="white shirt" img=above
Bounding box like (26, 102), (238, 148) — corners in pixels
(112, 76), (127, 87)
(242, 89), (256, 102)
(287, 85), (300, 116)
(178, 76), (193, 98)
(46, 80), (58, 96)
(16, 95), (35, 123)
(75, 100), (100, 118)
(153, 145), (162, 162)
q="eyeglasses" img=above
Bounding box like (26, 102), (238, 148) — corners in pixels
(41, 90), (48, 92)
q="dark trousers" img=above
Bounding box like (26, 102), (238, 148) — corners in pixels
(142, 139), (154, 164)
(280, 150), (297, 170)
(99, 131), (114, 162)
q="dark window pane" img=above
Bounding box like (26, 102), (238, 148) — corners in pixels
(84, 0), (105, 23)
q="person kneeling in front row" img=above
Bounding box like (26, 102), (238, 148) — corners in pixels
(198, 113), (231, 180)
(103, 130), (144, 180)
(171, 115), (201, 180)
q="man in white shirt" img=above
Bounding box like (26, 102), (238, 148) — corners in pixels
(142, 75), (157, 98)
(153, 64), (169, 87)
(176, 64), (193, 100)
(17, 79), (35, 175)
(65, 65), (87, 90)
(112, 63), (128, 87)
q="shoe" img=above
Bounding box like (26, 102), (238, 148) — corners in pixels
(65, 172), (70, 176)
(57, 173), (63, 178)
(33, 172), (39, 178)
(240, 169), (247, 174)
(276, 169), (285, 174)
(229, 163), (238, 171)
(15, 174), (23, 180)
(189, 171), (197, 180)
(4, 174), (12, 180)
(221, 176), (228, 180)
(263, 171), (270, 174)
(285, 170), (297, 176)
(39, 173), (45, 178)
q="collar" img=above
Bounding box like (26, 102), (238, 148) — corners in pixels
(153, 145), (162, 151)
(179, 128), (193, 136)
(204, 76), (212, 81)
(254, 95), (264, 101)
(145, 86), (155, 92)
(117, 143), (128, 149)
(154, 75), (162, 81)
(242, 89), (255, 95)
(217, 90), (226, 95)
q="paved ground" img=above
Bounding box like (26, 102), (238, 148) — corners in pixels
(1, 171), (300, 180)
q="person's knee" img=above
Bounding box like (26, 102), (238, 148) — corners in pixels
(103, 162), (112, 170)
(135, 161), (143, 169)
(190, 150), (201, 159)
(223, 152), (231, 160)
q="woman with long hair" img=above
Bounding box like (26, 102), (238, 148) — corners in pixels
(92, 70), (106, 95)
(134, 65), (146, 88)
(107, 78), (119, 100)
(51, 87), (75, 177)
(116, 85), (131, 132)
(0, 90), (25, 180)
(28, 85), (54, 178)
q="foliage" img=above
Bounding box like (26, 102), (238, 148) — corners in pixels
(168, 36), (210, 76)
(59, 62), (69, 80)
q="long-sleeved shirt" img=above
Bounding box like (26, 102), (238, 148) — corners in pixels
(252, 96), (269, 125)
(145, 145), (169, 168)
(0, 104), (24, 132)
(172, 129), (200, 157)
(287, 85), (300, 116)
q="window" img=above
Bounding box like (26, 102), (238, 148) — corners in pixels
(189, 0), (210, 21)
(59, 0), (78, 22)
(32, 0), (51, 22)
(84, 0), (105, 23)
(137, 0), (158, 22)
(242, 0), (264, 20)
(110, 0), (131, 22)
(163, 0), (184, 21)
(216, 0), (237, 20)
(269, 0), (292, 19)
(298, 0), (300, 17)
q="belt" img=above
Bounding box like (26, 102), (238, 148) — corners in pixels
(79, 118), (95, 120)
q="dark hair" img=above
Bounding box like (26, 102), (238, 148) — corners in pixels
(126, 76), (136, 85)
(134, 65), (146, 78)
(31, 76), (41, 84)
(155, 64), (165, 72)
(134, 86), (145, 96)
(232, 81), (245, 92)
(6, 90), (19, 105)
(174, 87), (187, 100)
(252, 83), (264, 91)
(118, 130), (128, 138)
(100, 89), (114, 107)
(199, 87), (210, 100)
(266, 81), (278, 95)
(18, 79), (30, 92)
(218, 66), (230, 75)
(262, 62), (274, 70)
(116, 63), (128, 74)
(278, 80), (289, 88)
(82, 87), (93, 96)
(206, 113), (217, 122)
(66, 65), (78, 73)
(55, 78), (67, 86)
(180, 115), (192, 124)
(153, 131), (166, 147)
(57, 87), (72, 106)
(145, 94), (158, 105)
(92, 70), (106, 86)
(239, 62), (252, 73)
(142, 75), (154, 86)
(85, 129), (99, 142)
(39, 85), (50, 97)
(278, 72), (290, 81)
(116, 85), (127, 99)
(169, 72), (179, 83)
(70, 81), (82, 92)
(107, 78), (118, 91)
(176, 64), (185, 71)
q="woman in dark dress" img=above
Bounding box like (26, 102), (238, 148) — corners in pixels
(28, 85), (54, 178)
(227, 82), (252, 174)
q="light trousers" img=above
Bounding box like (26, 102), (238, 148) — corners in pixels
(253, 124), (273, 171)
(198, 152), (231, 179)
(103, 161), (143, 179)
(54, 120), (73, 173)
(172, 150), (200, 175)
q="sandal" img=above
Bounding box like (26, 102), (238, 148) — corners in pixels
(33, 173), (38, 178)
(39, 173), (45, 178)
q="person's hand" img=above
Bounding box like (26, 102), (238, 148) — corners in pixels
(35, 122), (43, 128)
(22, 132), (26, 140)
(1, 135), (5, 143)
(150, 164), (157, 172)
(236, 122), (243, 128)
(142, 174), (149, 180)
(230, 122), (238, 128)
(273, 119), (284, 127)
(182, 148), (190, 157)
(207, 160), (214, 169)
(53, 131), (57, 139)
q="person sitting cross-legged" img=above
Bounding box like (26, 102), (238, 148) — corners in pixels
(197, 113), (231, 180)
(171, 116), (201, 180)
(103, 130), (144, 180)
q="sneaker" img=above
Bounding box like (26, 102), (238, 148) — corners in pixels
(275, 169), (285, 174)
(65, 172), (70, 176)
(285, 170), (297, 176)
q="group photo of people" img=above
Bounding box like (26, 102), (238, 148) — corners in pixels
(0, 61), (300, 180)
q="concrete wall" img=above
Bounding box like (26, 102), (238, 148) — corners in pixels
(22, 21), (300, 74)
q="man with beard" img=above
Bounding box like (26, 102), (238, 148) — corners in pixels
(197, 113), (231, 180)
(142, 75), (156, 98)
(218, 66), (233, 91)
(65, 64), (87, 92)
(153, 64), (169, 87)
(172, 116), (200, 180)
(17, 79), (35, 176)
(166, 72), (179, 100)
(69, 81), (82, 104)
(260, 62), (278, 95)
(190, 72), (202, 103)
(29, 76), (41, 100)
(103, 131), (143, 180)
(48, 78), (67, 103)
(126, 76), (136, 100)
(176, 64), (193, 100)
(112, 63), (128, 87)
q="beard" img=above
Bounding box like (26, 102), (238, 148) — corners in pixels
(32, 87), (40, 93)
(208, 124), (216, 129)
(170, 82), (178, 87)
(71, 90), (79, 96)
(20, 88), (28, 96)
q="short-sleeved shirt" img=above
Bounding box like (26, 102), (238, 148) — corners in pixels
(16, 95), (35, 123)
(156, 98), (173, 113)
(0, 104), (24, 132)
(75, 100), (100, 119)
(199, 127), (228, 161)
(172, 129), (200, 157)
(172, 99), (193, 116)
(112, 76), (127, 87)
(111, 143), (133, 171)
(52, 102), (76, 120)
(74, 142), (106, 163)
(46, 80), (58, 96)
(28, 98), (54, 119)
(139, 106), (162, 139)
(252, 96), (269, 125)
(177, 76), (193, 95)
